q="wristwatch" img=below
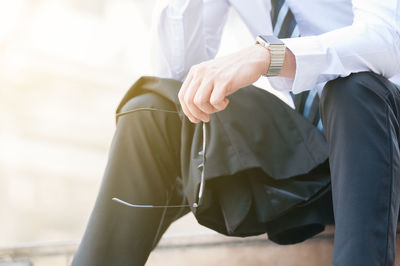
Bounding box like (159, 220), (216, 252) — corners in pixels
(256, 35), (286, 77)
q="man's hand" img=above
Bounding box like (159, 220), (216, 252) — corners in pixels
(178, 44), (270, 123)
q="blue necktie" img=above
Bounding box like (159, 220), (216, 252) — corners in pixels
(270, 0), (323, 131)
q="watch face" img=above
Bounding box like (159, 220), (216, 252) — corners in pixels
(259, 35), (284, 45)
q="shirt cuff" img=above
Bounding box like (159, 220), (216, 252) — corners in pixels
(281, 36), (340, 94)
(267, 76), (294, 92)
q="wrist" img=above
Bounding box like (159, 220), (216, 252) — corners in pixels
(254, 44), (271, 77)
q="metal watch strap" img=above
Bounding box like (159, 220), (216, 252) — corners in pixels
(256, 35), (286, 77)
(265, 43), (286, 76)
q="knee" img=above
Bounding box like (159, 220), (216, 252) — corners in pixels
(321, 73), (367, 113)
(120, 93), (174, 114)
(116, 93), (178, 128)
(320, 72), (392, 115)
(116, 93), (181, 136)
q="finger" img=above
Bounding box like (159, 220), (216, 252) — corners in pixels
(193, 79), (219, 115)
(184, 77), (210, 122)
(210, 83), (230, 111)
(179, 73), (200, 123)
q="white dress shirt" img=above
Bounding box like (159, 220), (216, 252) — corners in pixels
(151, 0), (400, 95)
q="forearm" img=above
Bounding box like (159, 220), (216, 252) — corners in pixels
(279, 48), (296, 79)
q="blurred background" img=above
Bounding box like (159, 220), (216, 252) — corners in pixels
(0, 0), (257, 265)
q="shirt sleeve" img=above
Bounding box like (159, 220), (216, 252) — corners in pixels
(151, 0), (230, 81)
(276, 0), (400, 94)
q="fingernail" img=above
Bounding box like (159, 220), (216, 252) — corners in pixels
(189, 117), (200, 123)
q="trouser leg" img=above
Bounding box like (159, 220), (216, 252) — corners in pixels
(71, 93), (190, 266)
(320, 72), (400, 266)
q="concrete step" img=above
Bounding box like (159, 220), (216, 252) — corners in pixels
(147, 226), (400, 266)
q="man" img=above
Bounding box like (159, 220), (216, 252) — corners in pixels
(72, 0), (400, 265)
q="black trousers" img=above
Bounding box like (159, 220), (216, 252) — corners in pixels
(320, 72), (400, 266)
(71, 93), (190, 266)
(72, 72), (400, 266)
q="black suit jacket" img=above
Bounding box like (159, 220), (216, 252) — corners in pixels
(116, 76), (333, 244)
